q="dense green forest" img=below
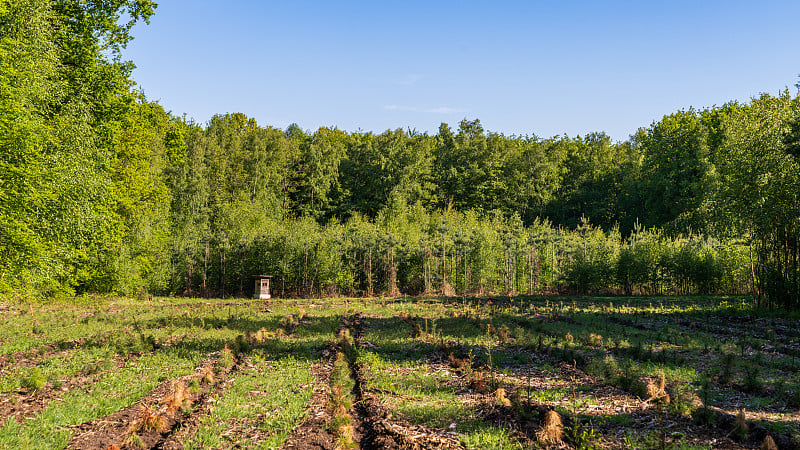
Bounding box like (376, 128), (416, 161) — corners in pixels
(1, 1), (798, 307)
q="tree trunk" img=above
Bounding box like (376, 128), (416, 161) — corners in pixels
(186, 246), (193, 297)
(202, 241), (208, 298)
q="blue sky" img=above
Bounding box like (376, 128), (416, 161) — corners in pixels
(124, 1), (800, 141)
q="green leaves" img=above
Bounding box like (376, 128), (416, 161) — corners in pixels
(715, 92), (800, 307)
(640, 109), (712, 231)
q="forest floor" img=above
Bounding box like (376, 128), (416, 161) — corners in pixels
(0, 294), (797, 449)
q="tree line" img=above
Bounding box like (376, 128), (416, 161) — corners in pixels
(1, 1), (798, 307)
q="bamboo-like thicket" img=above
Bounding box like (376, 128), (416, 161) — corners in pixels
(174, 210), (750, 298)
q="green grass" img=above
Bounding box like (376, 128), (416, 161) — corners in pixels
(460, 425), (521, 449)
(186, 354), (314, 449)
(0, 347), (199, 448)
(0, 294), (798, 447)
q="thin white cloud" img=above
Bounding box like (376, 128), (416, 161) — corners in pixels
(425, 106), (467, 114)
(384, 105), (467, 114)
(384, 105), (417, 112)
(394, 74), (423, 86)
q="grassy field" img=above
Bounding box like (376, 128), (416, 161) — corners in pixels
(0, 295), (797, 449)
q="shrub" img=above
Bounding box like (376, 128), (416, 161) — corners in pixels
(667, 382), (701, 415)
(20, 367), (46, 392)
(585, 356), (620, 384)
(717, 353), (737, 385)
(742, 364), (762, 393)
(216, 344), (235, 370)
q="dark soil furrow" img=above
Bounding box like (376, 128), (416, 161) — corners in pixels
(67, 354), (236, 450)
(281, 347), (338, 449)
(158, 363), (241, 449)
(349, 314), (465, 450)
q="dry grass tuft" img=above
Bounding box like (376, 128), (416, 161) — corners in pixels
(645, 371), (670, 404)
(254, 327), (268, 342)
(199, 366), (215, 384)
(469, 370), (487, 392)
(447, 352), (466, 370)
(759, 434), (778, 450)
(495, 388), (511, 407)
(162, 381), (191, 414)
(732, 408), (748, 440)
(332, 403), (348, 417)
(130, 405), (168, 433)
(337, 328), (351, 341)
(536, 410), (563, 444)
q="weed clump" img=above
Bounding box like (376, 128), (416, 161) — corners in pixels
(233, 334), (252, 354)
(742, 363), (762, 393)
(84, 359), (114, 375)
(691, 372), (716, 425)
(667, 382), (701, 415)
(788, 384), (800, 408)
(216, 344), (235, 370)
(536, 410), (563, 444)
(585, 356), (620, 384)
(20, 367), (46, 392)
(253, 327), (269, 342)
(585, 332), (603, 347)
(280, 309), (307, 333)
(49, 374), (63, 390)
(615, 363), (649, 399)
(122, 432), (145, 449)
(484, 323), (510, 343)
(717, 353), (737, 385)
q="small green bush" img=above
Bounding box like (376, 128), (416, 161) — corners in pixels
(717, 353), (737, 385)
(585, 356), (619, 384)
(667, 382), (700, 415)
(20, 367), (46, 392)
(742, 364), (762, 393)
(216, 345), (235, 370)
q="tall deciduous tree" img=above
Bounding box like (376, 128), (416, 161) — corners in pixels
(640, 110), (712, 231)
(717, 92), (800, 308)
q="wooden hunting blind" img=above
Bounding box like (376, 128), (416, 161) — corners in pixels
(252, 275), (272, 299)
